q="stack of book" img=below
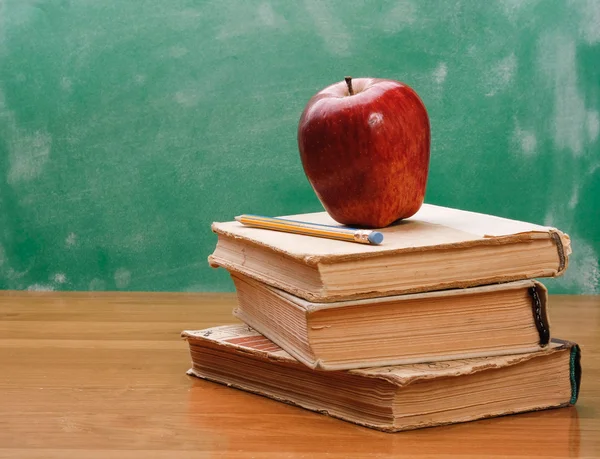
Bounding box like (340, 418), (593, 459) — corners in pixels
(183, 204), (582, 432)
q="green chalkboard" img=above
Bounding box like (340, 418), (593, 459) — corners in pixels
(0, 0), (598, 293)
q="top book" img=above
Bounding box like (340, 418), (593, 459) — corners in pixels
(209, 204), (570, 302)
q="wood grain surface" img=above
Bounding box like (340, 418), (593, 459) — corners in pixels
(0, 292), (598, 458)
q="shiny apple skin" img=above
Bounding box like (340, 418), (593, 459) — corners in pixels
(297, 78), (430, 228)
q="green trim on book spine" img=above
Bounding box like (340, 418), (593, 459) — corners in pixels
(569, 345), (581, 405)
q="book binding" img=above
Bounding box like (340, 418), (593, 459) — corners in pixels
(529, 285), (550, 346)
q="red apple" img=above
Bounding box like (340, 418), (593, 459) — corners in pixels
(297, 77), (430, 228)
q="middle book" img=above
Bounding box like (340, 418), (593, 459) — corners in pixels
(231, 274), (551, 371)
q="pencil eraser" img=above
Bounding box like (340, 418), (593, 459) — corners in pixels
(368, 232), (384, 244)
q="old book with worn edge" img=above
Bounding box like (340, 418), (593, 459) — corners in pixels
(231, 275), (552, 370)
(182, 324), (581, 432)
(208, 204), (570, 302)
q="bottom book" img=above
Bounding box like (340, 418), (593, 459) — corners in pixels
(182, 324), (581, 432)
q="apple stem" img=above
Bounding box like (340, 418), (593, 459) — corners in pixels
(345, 76), (354, 96)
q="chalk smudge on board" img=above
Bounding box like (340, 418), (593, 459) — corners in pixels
(66, 233), (77, 247)
(568, 185), (579, 209)
(561, 239), (600, 294)
(538, 34), (586, 157)
(303, 0), (351, 56)
(258, 2), (286, 27)
(27, 283), (55, 292)
(512, 122), (537, 156)
(89, 278), (107, 291)
(498, 0), (528, 21)
(586, 110), (599, 143)
(0, 89), (52, 184)
(381, 0), (416, 33)
(114, 268), (132, 289)
(61, 77), (72, 92)
(484, 53), (517, 97)
(217, 2), (286, 40)
(543, 209), (555, 228)
(174, 89), (201, 108)
(169, 46), (188, 58)
(433, 62), (448, 85)
(7, 129), (52, 184)
(0, 0), (6, 56)
(53, 273), (67, 284)
(577, 0), (600, 44)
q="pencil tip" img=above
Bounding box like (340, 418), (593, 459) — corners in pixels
(234, 216), (241, 222)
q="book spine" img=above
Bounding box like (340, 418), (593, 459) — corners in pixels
(570, 344), (582, 405)
(528, 285), (550, 346)
(550, 230), (567, 274)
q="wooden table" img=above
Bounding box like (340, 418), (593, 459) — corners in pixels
(0, 292), (598, 458)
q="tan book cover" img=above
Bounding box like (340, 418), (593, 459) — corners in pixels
(209, 204), (570, 302)
(183, 324), (581, 432)
(231, 274), (552, 370)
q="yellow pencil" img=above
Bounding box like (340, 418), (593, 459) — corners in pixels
(234, 214), (384, 245)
